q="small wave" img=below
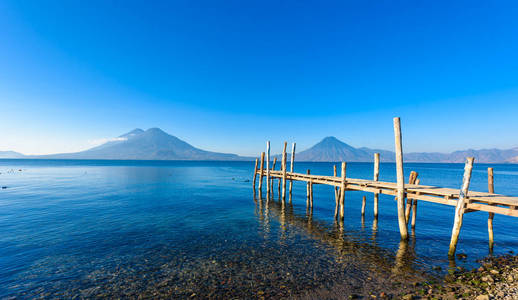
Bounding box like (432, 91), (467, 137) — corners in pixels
(494, 171), (518, 176)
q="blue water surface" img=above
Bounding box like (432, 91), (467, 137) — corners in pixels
(0, 159), (517, 298)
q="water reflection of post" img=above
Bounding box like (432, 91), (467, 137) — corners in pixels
(257, 195), (263, 218)
(306, 199), (313, 218)
(393, 236), (418, 275)
(371, 218), (378, 244)
(254, 192), (258, 211)
(281, 186), (285, 211)
(392, 240), (408, 275)
(332, 217), (345, 247)
(279, 194), (287, 243)
(338, 219), (344, 261)
(287, 201), (294, 225)
(263, 194), (270, 237)
(448, 257), (457, 274)
(307, 204), (313, 232)
(255, 196), (266, 239)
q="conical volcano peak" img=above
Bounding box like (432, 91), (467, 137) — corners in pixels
(320, 136), (341, 144)
(314, 136), (354, 149)
(142, 128), (172, 139)
(120, 128), (144, 138)
(146, 127), (166, 133)
(296, 136), (371, 162)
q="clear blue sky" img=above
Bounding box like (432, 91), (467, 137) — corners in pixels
(1, 1), (518, 156)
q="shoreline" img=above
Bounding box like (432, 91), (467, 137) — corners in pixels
(399, 253), (518, 300)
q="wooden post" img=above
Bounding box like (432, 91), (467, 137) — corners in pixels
(361, 195), (366, 216)
(393, 117), (408, 240)
(309, 178), (313, 207)
(306, 169), (311, 206)
(333, 165), (340, 210)
(339, 162), (347, 220)
(266, 141), (270, 198)
(405, 171), (418, 224)
(271, 157), (277, 199)
(289, 143), (296, 199)
(258, 152), (265, 191)
(411, 178), (420, 229)
(488, 167), (495, 252)
(278, 176), (281, 200)
(282, 142), (287, 201)
(373, 153), (380, 219)
(448, 157), (475, 257)
(252, 158), (258, 192)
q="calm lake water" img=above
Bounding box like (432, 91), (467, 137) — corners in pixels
(1, 159), (518, 298)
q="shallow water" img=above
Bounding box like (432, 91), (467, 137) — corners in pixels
(0, 159), (517, 298)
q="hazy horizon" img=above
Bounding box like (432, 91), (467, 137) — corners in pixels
(1, 1), (518, 156)
(4, 127), (518, 159)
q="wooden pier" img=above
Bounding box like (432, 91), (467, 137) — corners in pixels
(252, 117), (518, 257)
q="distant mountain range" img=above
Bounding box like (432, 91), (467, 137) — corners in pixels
(0, 151), (25, 159)
(296, 136), (518, 163)
(1, 130), (517, 163)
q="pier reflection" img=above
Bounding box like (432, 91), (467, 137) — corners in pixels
(255, 195), (425, 280)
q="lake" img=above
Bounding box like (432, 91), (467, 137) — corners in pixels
(1, 159), (517, 298)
